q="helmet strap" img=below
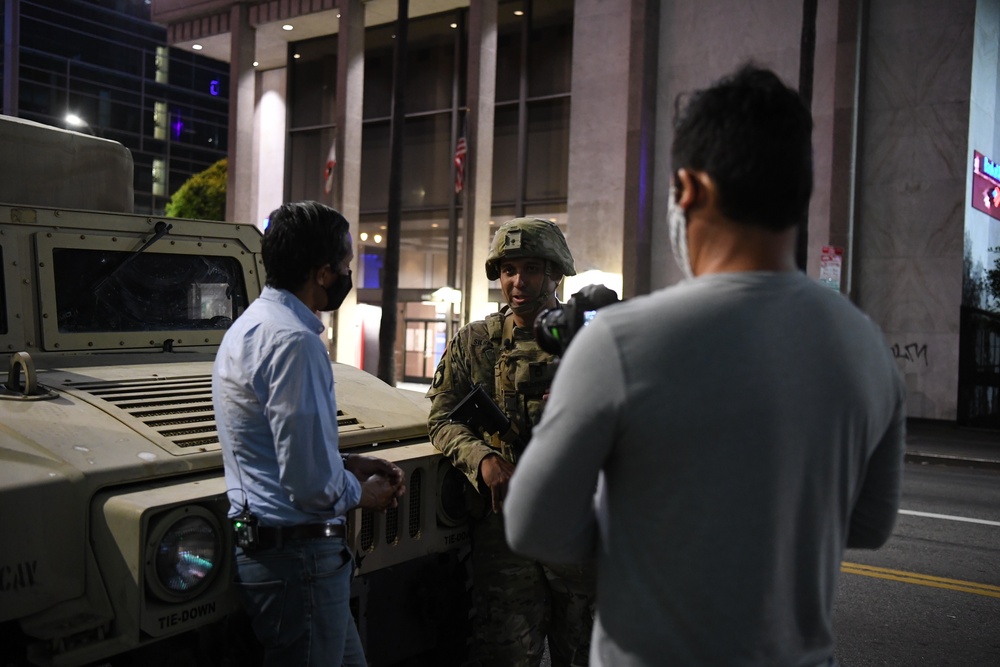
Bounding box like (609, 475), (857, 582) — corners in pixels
(533, 261), (561, 309)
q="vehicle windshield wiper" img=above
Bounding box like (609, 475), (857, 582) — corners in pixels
(91, 220), (173, 294)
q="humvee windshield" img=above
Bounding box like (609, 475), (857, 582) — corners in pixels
(54, 248), (248, 333)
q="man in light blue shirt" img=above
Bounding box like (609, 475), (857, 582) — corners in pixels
(213, 200), (405, 667)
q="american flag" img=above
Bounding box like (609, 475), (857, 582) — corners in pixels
(454, 134), (467, 194)
(323, 138), (337, 195)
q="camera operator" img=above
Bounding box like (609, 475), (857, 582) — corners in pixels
(426, 217), (596, 667)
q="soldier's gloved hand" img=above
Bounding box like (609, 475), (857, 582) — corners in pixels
(480, 453), (515, 514)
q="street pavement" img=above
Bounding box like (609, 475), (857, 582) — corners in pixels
(904, 418), (1000, 471)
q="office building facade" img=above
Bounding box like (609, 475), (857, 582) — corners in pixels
(149, 0), (999, 427)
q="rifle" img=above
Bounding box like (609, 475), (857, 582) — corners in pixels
(447, 384), (527, 457)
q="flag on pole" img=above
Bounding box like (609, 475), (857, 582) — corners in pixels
(454, 133), (467, 194)
(323, 138), (337, 195)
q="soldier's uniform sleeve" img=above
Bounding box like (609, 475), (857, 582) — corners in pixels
(426, 322), (496, 491)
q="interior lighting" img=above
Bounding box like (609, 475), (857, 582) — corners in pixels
(514, 10), (524, 16)
(192, 44), (203, 50)
(450, 23), (458, 29)
(373, 234), (383, 244)
(282, 24), (294, 31)
(253, 61), (259, 67)
(293, 53), (301, 59)
(360, 232), (369, 241)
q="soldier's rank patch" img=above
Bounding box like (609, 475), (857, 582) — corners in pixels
(504, 230), (522, 249)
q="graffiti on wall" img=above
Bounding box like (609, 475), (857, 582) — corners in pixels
(891, 342), (928, 366)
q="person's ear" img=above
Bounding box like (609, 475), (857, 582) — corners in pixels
(675, 168), (699, 210)
(676, 168), (716, 212)
(316, 263), (334, 287)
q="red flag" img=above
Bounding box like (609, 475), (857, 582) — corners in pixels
(323, 139), (337, 195)
(454, 134), (467, 194)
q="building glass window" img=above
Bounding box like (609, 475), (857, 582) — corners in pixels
(152, 159), (166, 197)
(525, 98), (570, 202)
(496, 2), (526, 104)
(402, 113), (453, 209)
(404, 14), (459, 115)
(288, 127), (338, 204)
(289, 36), (338, 129)
(360, 121), (391, 211)
(492, 104), (519, 205)
(528, 0), (574, 98)
(364, 25), (395, 120)
(155, 46), (169, 84)
(357, 212), (450, 291)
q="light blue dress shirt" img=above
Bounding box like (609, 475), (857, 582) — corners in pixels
(213, 286), (361, 526)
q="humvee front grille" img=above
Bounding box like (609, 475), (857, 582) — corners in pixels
(408, 468), (422, 538)
(385, 506), (399, 545)
(360, 510), (376, 552)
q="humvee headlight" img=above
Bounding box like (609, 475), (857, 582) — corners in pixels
(146, 505), (223, 602)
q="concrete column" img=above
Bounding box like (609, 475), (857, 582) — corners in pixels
(808, 0), (863, 292)
(253, 67), (286, 231)
(462, 0), (497, 325)
(226, 2), (256, 224)
(567, 0), (656, 299)
(334, 0), (366, 367)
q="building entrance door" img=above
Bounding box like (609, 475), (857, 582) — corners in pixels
(403, 319), (447, 384)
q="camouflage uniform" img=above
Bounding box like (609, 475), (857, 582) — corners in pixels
(427, 218), (596, 667)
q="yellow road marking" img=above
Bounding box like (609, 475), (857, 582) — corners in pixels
(841, 562), (1000, 599)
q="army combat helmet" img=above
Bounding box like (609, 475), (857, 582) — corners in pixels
(485, 217), (576, 281)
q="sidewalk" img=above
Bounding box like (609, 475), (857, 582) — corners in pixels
(905, 418), (1000, 471)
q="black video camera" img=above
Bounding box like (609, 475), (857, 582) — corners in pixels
(534, 284), (620, 356)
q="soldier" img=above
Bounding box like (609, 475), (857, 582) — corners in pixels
(427, 217), (596, 667)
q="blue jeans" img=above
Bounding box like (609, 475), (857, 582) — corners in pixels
(234, 537), (365, 667)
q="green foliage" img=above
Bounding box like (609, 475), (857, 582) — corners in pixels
(165, 158), (227, 221)
(987, 246), (1000, 308)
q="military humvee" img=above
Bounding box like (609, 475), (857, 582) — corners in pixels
(0, 117), (471, 666)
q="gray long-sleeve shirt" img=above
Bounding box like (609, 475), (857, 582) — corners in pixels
(505, 271), (905, 666)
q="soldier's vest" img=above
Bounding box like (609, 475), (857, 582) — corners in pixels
(484, 309), (559, 461)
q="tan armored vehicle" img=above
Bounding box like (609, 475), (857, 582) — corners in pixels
(0, 117), (471, 666)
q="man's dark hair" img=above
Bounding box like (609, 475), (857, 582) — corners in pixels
(261, 201), (351, 290)
(671, 64), (813, 231)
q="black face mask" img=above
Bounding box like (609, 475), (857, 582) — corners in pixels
(324, 270), (353, 311)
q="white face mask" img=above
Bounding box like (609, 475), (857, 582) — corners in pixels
(668, 185), (694, 279)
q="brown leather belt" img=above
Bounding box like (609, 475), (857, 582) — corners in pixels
(256, 522), (345, 549)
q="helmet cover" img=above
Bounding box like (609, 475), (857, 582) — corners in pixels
(485, 217), (576, 280)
